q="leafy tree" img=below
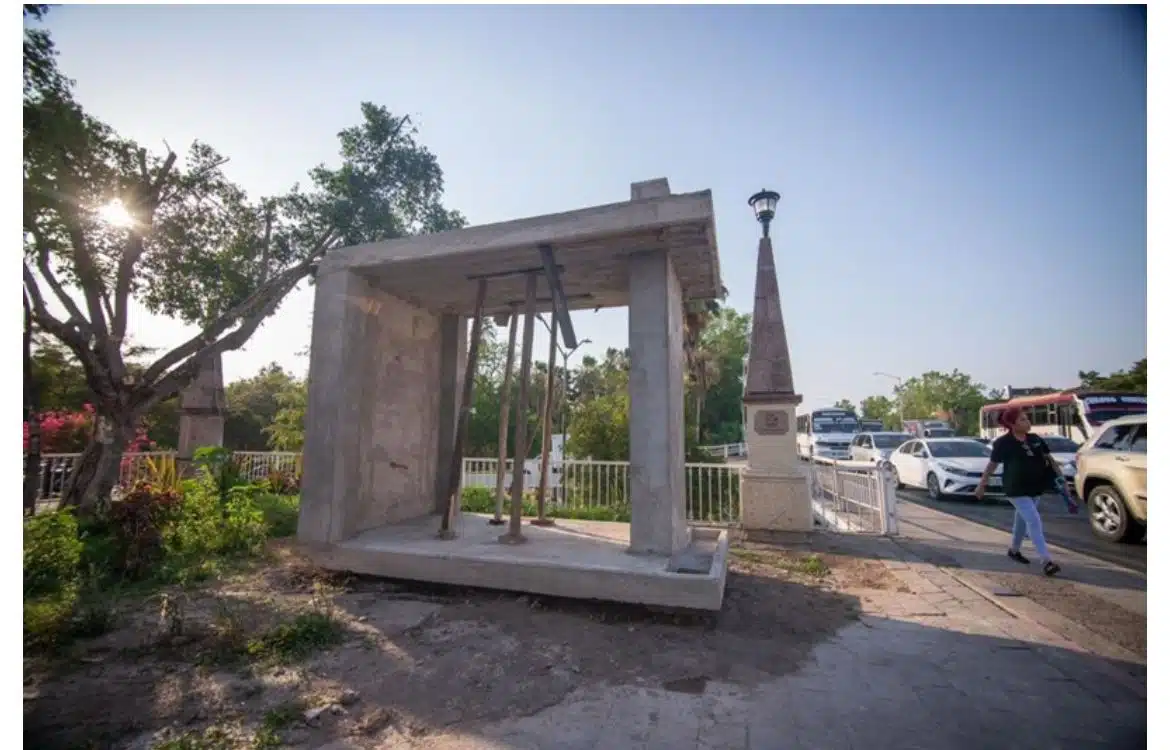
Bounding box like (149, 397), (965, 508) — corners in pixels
(224, 364), (302, 450)
(696, 308), (751, 445)
(567, 393), (630, 461)
(1078, 358), (1146, 393)
(895, 369), (990, 435)
(833, 399), (856, 413)
(860, 395), (900, 430)
(266, 380), (308, 452)
(22, 11), (462, 509)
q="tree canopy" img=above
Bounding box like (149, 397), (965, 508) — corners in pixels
(22, 9), (464, 507)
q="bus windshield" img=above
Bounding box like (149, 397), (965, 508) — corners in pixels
(813, 416), (860, 434)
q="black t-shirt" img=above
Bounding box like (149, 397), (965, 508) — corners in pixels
(990, 432), (1052, 498)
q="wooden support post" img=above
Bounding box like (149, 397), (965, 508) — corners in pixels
(531, 313), (558, 526)
(489, 308), (518, 525)
(438, 279), (488, 540)
(500, 273), (537, 544)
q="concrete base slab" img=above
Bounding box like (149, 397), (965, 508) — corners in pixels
(302, 513), (730, 611)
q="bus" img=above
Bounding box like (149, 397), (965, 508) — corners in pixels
(796, 408), (861, 461)
(979, 390), (1146, 445)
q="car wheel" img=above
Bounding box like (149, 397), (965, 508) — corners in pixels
(891, 466), (903, 489)
(926, 472), (944, 501)
(1088, 484), (1142, 543)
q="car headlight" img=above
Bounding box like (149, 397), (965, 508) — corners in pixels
(938, 464), (964, 475)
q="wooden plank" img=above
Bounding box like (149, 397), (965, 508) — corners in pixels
(438, 279), (488, 539)
(500, 273), (538, 544)
(539, 244), (578, 349)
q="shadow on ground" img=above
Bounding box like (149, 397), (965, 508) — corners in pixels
(23, 540), (1146, 750)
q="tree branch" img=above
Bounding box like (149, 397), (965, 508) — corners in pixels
(137, 270), (305, 413)
(31, 233), (90, 332)
(141, 228), (336, 386)
(23, 262), (86, 352)
(112, 148), (178, 342)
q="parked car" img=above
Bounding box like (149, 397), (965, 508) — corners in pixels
(1075, 414), (1146, 543)
(1039, 435), (1080, 488)
(849, 432), (912, 464)
(887, 438), (1000, 501)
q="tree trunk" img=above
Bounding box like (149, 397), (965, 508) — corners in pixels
(59, 410), (136, 512)
(23, 294), (41, 516)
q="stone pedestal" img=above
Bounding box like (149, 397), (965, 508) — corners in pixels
(739, 403), (812, 532)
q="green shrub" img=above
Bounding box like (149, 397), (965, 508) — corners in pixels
(107, 482), (182, 579)
(459, 486), (631, 523)
(254, 493), (300, 538)
(220, 489), (268, 555)
(24, 510), (82, 596)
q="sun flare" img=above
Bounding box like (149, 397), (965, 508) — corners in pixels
(97, 199), (136, 229)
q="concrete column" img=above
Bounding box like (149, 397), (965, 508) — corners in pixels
(627, 249), (689, 557)
(299, 269), (368, 544)
(435, 313), (468, 511)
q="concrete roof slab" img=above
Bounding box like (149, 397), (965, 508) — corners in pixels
(319, 187), (721, 316)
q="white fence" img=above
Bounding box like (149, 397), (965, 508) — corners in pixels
(27, 450), (896, 536)
(700, 442), (747, 459)
(808, 457), (898, 535)
(461, 457), (743, 525)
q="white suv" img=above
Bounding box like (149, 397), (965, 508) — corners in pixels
(850, 432), (913, 464)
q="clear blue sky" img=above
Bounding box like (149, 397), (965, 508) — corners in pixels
(44, 4), (1146, 410)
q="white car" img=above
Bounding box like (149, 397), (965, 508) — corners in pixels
(888, 438), (1002, 501)
(1039, 435), (1079, 488)
(849, 432), (913, 464)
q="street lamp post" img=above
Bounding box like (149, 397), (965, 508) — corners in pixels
(873, 371), (904, 427)
(748, 189), (781, 237)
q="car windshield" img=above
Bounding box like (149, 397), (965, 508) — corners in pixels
(873, 433), (912, 448)
(813, 417), (859, 434)
(929, 441), (991, 458)
(1042, 436), (1079, 454)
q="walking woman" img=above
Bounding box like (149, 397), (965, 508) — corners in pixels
(975, 406), (1064, 576)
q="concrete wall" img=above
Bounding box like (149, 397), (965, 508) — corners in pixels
(627, 249), (688, 557)
(299, 269), (462, 544)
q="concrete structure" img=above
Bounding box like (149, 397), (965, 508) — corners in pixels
(740, 233), (813, 532)
(297, 178), (730, 610)
(177, 352), (226, 462)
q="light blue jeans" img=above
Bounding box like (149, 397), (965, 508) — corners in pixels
(1008, 496), (1050, 561)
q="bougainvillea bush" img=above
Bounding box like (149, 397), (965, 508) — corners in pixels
(23, 404), (156, 454)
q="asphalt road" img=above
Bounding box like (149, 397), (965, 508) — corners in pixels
(896, 489), (1147, 573)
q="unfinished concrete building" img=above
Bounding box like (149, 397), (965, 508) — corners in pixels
(297, 178), (730, 610)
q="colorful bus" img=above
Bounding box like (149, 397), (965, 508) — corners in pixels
(796, 408), (861, 461)
(979, 390), (1146, 445)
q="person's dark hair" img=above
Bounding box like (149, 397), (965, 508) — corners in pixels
(998, 407), (1022, 429)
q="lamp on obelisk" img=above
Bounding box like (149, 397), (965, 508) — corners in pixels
(739, 189), (812, 531)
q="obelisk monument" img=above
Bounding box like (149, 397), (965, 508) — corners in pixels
(177, 352), (227, 465)
(740, 213), (811, 531)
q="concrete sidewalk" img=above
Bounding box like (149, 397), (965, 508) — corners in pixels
(381, 532), (1146, 750)
(893, 500), (1146, 666)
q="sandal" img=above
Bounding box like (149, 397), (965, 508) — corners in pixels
(1007, 550), (1030, 565)
(1043, 561), (1061, 577)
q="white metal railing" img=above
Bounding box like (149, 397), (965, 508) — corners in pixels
(700, 442), (747, 459)
(234, 451), (301, 483)
(27, 451), (747, 527)
(460, 457), (744, 525)
(807, 457), (898, 535)
(31, 451), (178, 502)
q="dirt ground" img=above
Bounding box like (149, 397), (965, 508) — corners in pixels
(23, 539), (911, 750)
